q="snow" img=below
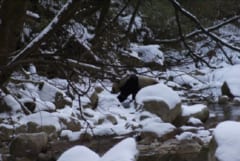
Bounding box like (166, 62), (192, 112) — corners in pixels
(57, 137), (138, 161)
(38, 81), (65, 102)
(100, 138), (138, 161)
(176, 129), (211, 144)
(176, 132), (194, 141)
(26, 10), (40, 19)
(60, 130), (81, 141)
(136, 83), (181, 110)
(118, 15), (142, 32)
(3, 95), (22, 112)
(214, 121), (240, 161)
(168, 70), (203, 88)
(57, 145), (100, 161)
(210, 64), (240, 97)
(130, 43), (164, 65)
(188, 117), (202, 125)
(140, 118), (176, 137)
(181, 104), (207, 116)
(19, 111), (62, 130)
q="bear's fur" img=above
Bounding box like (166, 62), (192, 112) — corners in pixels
(112, 74), (158, 102)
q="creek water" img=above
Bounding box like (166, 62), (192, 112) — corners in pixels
(206, 103), (240, 128)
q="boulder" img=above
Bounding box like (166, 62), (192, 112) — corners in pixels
(175, 104), (209, 126)
(136, 83), (182, 123)
(0, 94), (22, 113)
(9, 132), (48, 158)
(208, 121), (240, 161)
(218, 95), (229, 104)
(221, 80), (240, 98)
(89, 86), (104, 109)
(233, 97), (240, 105)
(0, 124), (14, 141)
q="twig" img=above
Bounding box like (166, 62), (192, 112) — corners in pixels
(152, 15), (240, 44)
(174, 6), (215, 68)
(169, 0), (240, 53)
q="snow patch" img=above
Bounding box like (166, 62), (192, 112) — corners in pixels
(130, 43), (164, 65)
(57, 145), (100, 161)
(99, 138), (138, 161)
(181, 104), (207, 116)
(136, 83), (181, 109)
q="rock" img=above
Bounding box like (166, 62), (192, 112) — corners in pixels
(24, 122), (57, 139)
(218, 95), (229, 104)
(139, 99), (181, 123)
(57, 145), (100, 161)
(0, 124), (14, 141)
(221, 81), (235, 98)
(55, 92), (72, 109)
(138, 138), (203, 161)
(60, 118), (81, 131)
(23, 101), (36, 113)
(208, 137), (218, 161)
(136, 83), (182, 123)
(89, 86), (104, 109)
(208, 121), (240, 161)
(233, 97), (240, 105)
(38, 81), (72, 109)
(106, 115), (118, 125)
(139, 118), (176, 142)
(0, 94), (22, 113)
(175, 104), (209, 126)
(9, 132), (48, 158)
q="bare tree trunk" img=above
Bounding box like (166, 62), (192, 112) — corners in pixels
(0, 0), (81, 88)
(0, 0), (28, 66)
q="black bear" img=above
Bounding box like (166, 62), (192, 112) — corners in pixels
(111, 74), (158, 102)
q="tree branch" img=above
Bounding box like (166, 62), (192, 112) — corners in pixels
(174, 7), (215, 68)
(8, 0), (81, 67)
(126, 0), (141, 34)
(151, 15), (240, 44)
(169, 0), (240, 53)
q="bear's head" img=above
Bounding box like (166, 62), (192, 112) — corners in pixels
(111, 76), (129, 94)
(111, 81), (120, 94)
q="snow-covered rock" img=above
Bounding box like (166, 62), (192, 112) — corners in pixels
(210, 64), (240, 98)
(0, 124), (14, 141)
(130, 44), (164, 65)
(136, 83), (181, 122)
(209, 121), (240, 161)
(57, 137), (138, 161)
(182, 104), (209, 122)
(1, 94), (22, 113)
(139, 118), (176, 141)
(19, 111), (62, 131)
(57, 145), (100, 161)
(175, 104), (209, 126)
(38, 81), (71, 109)
(100, 137), (138, 161)
(89, 85), (104, 109)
